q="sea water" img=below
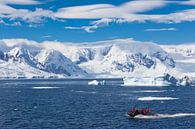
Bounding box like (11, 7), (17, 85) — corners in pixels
(0, 79), (195, 129)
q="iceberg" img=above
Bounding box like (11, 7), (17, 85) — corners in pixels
(88, 80), (99, 85)
(88, 80), (106, 86)
(123, 76), (171, 86)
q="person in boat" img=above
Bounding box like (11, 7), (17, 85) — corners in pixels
(128, 107), (151, 117)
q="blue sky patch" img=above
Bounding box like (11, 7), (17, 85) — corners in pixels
(0, 0), (195, 44)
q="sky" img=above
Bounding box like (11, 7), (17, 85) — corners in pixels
(0, 0), (195, 44)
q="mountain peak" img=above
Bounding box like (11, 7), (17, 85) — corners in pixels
(9, 47), (27, 58)
(36, 49), (88, 77)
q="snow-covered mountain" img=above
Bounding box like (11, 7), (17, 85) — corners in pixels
(0, 48), (58, 79)
(36, 49), (88, 77)
(0, 38), (194, 86)
(41, 39), (176, 78)
(0, 46), (88, 78)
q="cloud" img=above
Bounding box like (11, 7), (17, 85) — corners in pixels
(0, 19), (5, 24)
(0, 6), (55, 23)
(65, 25), (98, 33)
(136, 9), (195, 23)
(1, 0), (195, 28)
(54, 0), (195, 23)
(65, 7), (195, 32)
(65, 26), (83, 30)
(0, 0), (41, 5)
(0, 18), (22, 26)
(89, 9), (195, 26)
(0, 4), (16, 14)
(178, 0), (195, 5)
(64, 18), (113, 33)
(10, 21), (22, 26)
(55, 0), (195, 32)
(0, 0), (54, 24)
(55, 0), (195, 20)
(82, 25), (99, 33)
(55, 0), (167, 19)
(145, 28), (177, 32)
(41, 35), (52, 38)
(76, 8), (195, 32)
(8, 8), (55, 23)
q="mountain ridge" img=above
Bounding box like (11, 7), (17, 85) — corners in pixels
(0, 38), (194, 85)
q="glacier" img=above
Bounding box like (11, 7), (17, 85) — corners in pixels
(0, 38), (194, 86)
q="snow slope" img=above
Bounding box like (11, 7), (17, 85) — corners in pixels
(162, 44), (195, 77)
(0, 61), (59, 79)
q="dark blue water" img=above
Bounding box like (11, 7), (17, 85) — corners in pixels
(0, 80), (195, 129)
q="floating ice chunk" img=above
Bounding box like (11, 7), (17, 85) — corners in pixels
(88, 80), (106, 85)
(88, 80), (99, 85)
(123, 77), (171, 86)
